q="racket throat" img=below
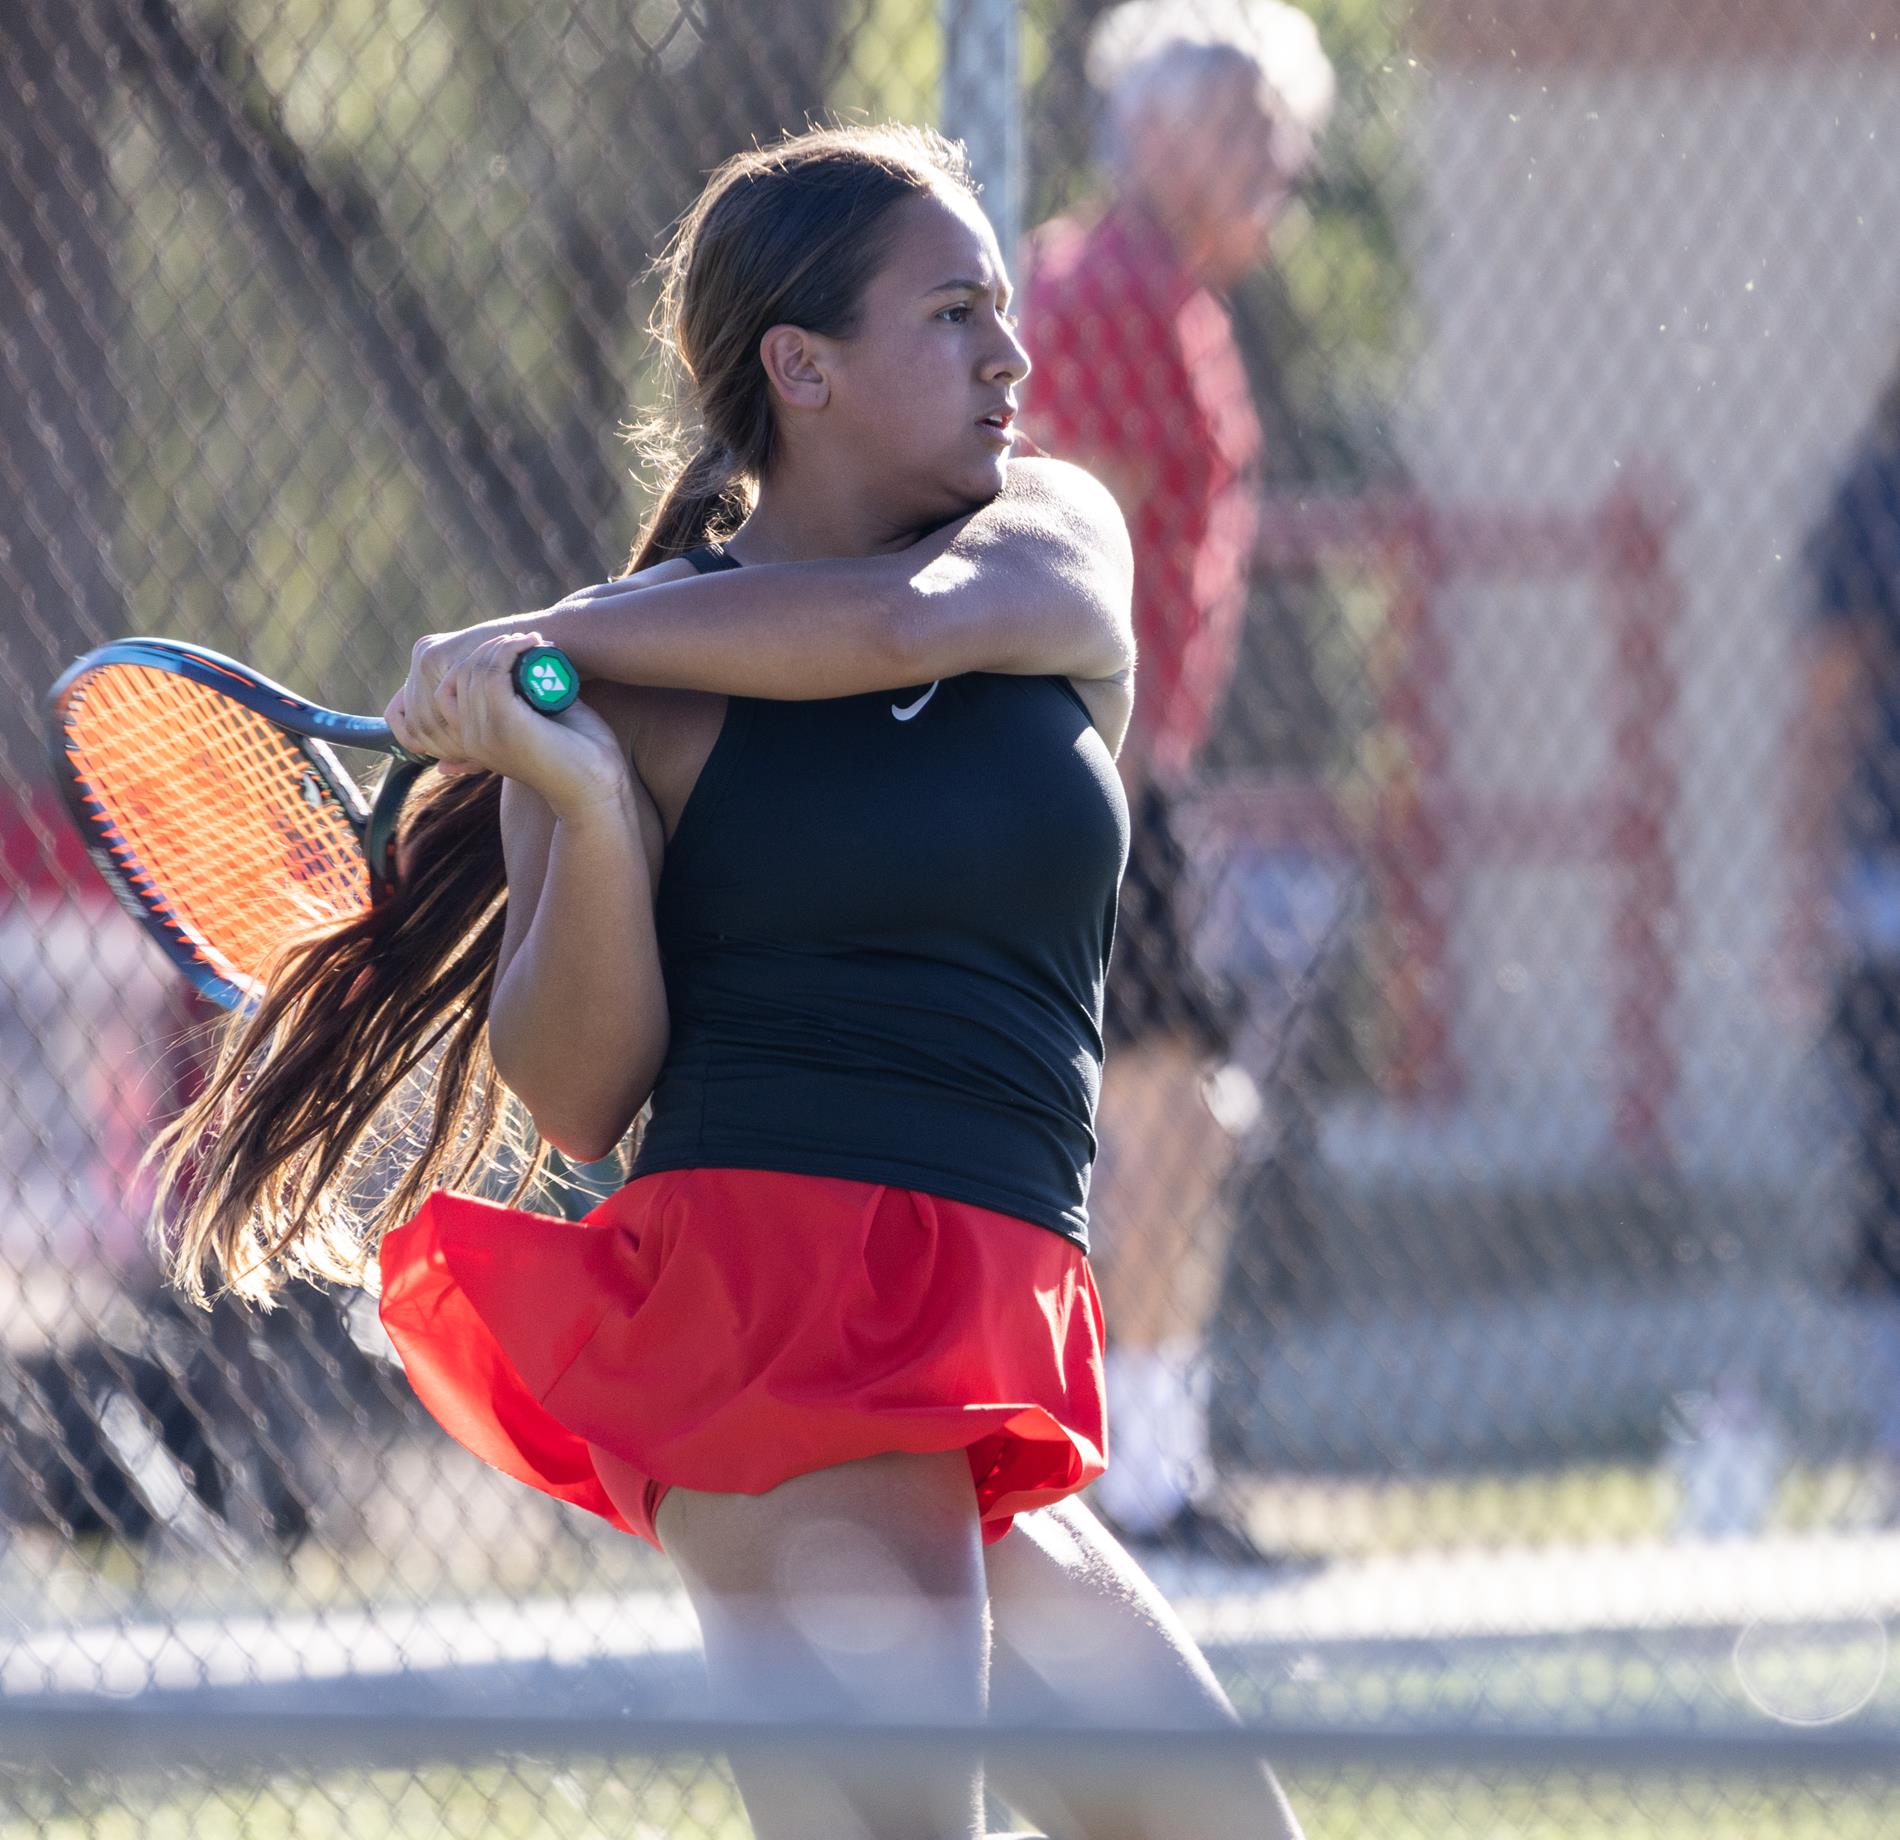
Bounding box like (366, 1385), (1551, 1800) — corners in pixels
(365, 756), (431, 902)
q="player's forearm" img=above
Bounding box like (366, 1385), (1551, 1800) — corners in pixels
(527, 551), (920, 700)
(494, 462), (1130, 696)
(488, 781), (667, 1162)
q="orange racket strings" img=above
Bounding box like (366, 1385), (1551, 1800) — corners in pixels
(59, 662), (373, 999)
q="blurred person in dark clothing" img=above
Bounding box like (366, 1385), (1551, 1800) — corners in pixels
(1795, 351), (1900, 1515)
(1020, 0), (1334, 1559)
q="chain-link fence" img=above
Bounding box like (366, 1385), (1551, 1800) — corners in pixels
(7, 1), (1900, 1834)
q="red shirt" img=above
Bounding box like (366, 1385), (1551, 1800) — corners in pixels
(1020, 203), (1262, 780)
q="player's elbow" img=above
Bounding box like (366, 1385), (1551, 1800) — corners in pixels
(1067, 470), (1135, 627)
(511, 1076), (653, 1167)
(1011, 460), (1135, 673)
(491, 1016), (665, 1165)
(537, 1114), (636, 1167)
(1013, 457), (1133, 570)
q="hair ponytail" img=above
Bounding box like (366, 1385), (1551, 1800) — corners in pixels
(146, 769), (543, 1305)
(149, 120), (977, 1306)
(623, 435), (751, 573)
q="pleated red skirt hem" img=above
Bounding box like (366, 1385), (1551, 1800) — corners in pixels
(376, 1167), (1107, 1551)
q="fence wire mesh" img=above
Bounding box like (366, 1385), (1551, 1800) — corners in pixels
(5, 1710), (1900, 1838)
(6, 0), (1900, 1834)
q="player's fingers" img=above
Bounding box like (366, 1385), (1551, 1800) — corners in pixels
(392, 680), (465, 763)
(444, 637), (512, 694)
(408, 674), (472, 764)
(409, 630), (456, 698)
(441, 646), (536, 762)
(447, 634), (546, 727)
(385, 689), (429, 757)
(468, 630), (548, 682)
(397, 646), (437, 709)
(404, 630), (478, 735)
(426, 634), (560, 774)
(442, 660), (507, 737)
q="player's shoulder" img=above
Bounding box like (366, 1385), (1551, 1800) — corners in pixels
(1005, 456), (1130, 548)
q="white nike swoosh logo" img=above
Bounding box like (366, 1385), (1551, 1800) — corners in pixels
(891, 681), (940, 721)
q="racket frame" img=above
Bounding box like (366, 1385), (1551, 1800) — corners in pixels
(46, 638), (429, 1010)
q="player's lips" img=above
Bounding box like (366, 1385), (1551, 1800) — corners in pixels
(976, 405), (1017, 443)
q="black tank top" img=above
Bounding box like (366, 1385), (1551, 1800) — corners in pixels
(627, 541), (1130, 1247)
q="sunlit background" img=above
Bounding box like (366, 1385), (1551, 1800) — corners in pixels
(6, 2), (1900, 1833)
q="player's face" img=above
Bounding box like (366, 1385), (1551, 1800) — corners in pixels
(826, 189), (1031, 526)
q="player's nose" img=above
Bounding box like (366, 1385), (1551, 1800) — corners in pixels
(985, 317), (1030, 386)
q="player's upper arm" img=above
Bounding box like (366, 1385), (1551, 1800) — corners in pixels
(897, 459), (1132, 677)
(495, 683), (664, 989)
(1012, 458), (1135, 682)
(496, 774), (558, 992)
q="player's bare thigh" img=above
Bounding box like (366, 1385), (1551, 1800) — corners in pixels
(653, 1448), (989, 1718)
(651, 1450), (991, 1840)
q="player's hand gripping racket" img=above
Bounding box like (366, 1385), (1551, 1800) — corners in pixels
(45, 637), (581, 1013)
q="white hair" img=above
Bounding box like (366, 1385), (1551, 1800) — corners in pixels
(1087, 0), (1337, 146)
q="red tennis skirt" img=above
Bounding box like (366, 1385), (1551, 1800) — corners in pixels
(377, 1167), (1107, 1550)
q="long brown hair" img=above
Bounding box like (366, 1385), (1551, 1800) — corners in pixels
(148, 121), (976, 1305)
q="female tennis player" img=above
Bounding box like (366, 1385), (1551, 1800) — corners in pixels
(153, 124), (1302, 1840)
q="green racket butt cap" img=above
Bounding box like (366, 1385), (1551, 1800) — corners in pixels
(514, 645), (581, 713)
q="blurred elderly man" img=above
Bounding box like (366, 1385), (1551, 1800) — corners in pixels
(1021, 0), (1334, 1559)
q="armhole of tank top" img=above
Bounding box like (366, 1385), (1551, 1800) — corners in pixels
(665, 692), (754, 860)
(1049, 673), (1093, 721)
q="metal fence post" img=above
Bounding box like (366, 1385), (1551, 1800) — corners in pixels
(939, 0), (1021, 259)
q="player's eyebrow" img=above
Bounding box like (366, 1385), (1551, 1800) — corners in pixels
(924, 276), (1014, 306)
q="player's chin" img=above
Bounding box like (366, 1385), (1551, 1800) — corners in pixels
(947, 443), (1011, 505)
(904, 443), (1009, 528)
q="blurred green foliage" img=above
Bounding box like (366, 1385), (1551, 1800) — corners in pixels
(108, 0), (1410, 722)
(113, 98), (477, 710)
(1244, 0), (1417, 487)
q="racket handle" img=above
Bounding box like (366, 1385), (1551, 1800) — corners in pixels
(512, 644), (581, 713)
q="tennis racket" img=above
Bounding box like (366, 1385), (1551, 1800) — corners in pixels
(45, 636), (581, 1013)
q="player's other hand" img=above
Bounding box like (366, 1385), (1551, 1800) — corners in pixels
(385, 632), (628, 820)
(386, 623), (500, 761)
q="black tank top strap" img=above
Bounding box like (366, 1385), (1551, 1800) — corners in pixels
(682, 541), (740, 574)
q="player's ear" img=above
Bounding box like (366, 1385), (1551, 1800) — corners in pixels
(759, 324), (832, 413)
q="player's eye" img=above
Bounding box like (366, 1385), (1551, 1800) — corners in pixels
(936, 303), (971, 323)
